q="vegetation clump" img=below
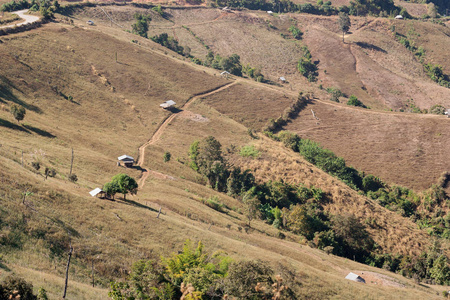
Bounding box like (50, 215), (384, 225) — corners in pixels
(346, 95), (367, 108)
(297, 46), (318, 82)
(109, 240), (295, 299)
(132, 13), (151, 38)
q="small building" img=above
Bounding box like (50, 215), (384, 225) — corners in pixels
(87, 20), (94, 25)
(267, 11), (274, 14)
(279, 76), (286, 83)
(89, 188), (105, 198)
(395, 15), (404, 20)
(445, 109), (450, 118)
(118, 155), (134, 167)
(160, 100), (176, 109)
(345, 272), (365, 283)
(220, 71), (231, 79)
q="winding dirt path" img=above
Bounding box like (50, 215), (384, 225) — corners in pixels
(137, 81), (237, 187)
(0, 9), (40, 29)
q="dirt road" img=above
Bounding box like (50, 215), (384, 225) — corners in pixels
(0, 9), (40, 29)
(137, 81), (237, 187)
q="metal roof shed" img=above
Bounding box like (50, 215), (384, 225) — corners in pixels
(160, 100), (176, 109)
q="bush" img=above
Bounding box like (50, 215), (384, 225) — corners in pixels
(203, 196), (224, 212)
(68, 173), (78, 183)
(163, 151), (171, 162)
(429, 104), (446, 115)
(346, 95), (366, 108)
(31, 162), (40, 171)
(44, 167), (56, 178)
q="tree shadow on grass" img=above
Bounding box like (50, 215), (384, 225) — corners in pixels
(23, 124), (56, 138)
(0, 118), (31, 133)
(355, 41), (387, 54)
(0, 261), (11, 272)
(119, 198), (158, 212)
(0, 76), (42, 113)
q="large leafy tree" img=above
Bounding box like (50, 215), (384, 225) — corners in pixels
(105, 174), (138, 200)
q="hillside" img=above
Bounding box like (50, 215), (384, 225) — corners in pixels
(0, 2), (449, 299)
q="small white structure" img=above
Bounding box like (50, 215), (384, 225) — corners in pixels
(445, 109), (450, 118)
(345, 272), (366, 283)
(160, 100), (176, 109)
(220, 71), (231, 79)
(222, 6), (229, 11)
(89, 188), (105, 198)
(87, 20), (94, 25)
(395, 15), (404, 20)
(267, 11), (273, 14)
(118, 155), (135, 167)
(279, 76), (286, 83)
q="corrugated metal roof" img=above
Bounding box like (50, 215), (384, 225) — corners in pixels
(89, 188), (103, 197)
(118, 155), (134, 161)
(160, 100), (176, 108)
(345, 272), (365, 283)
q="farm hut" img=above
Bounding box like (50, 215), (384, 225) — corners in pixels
(279, 76), (286, 83)
(445, 109), (450, 118)
(395, 15), (403, 19)
(267, 11), (273, 14)
(345, 272), (365, 283)
(160, 100), (176, 109)
(89, 188), (105, 198)
(220, 71), (231, 79)
(87, 20), (94, 25)
(118, 155), (135, 167)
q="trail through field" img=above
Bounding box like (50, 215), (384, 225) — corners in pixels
(137, 81), (236, 188)
(0, 9), (40, 29)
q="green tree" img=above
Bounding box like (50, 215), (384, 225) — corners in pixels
(110, 173), (138, 200)
(10, 104), (26, 123)
(338, 12), (351, 43)
(103, 180), (120, 200)
(132, 13), (151, 38)
(430, 255), (450, 285)
(242, 192), (261, 227)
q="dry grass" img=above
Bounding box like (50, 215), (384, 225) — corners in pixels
(0, 5), (448, 300)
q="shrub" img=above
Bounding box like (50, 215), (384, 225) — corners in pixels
(31, 161), (40, 171)
(163, 151), (171, 162)
(346, 95), (366, 108)
(68, 173), (78, 183)
(44, 167), (56, 178)
(288, 25), (303, 39)
(429, 104), (446, 115)
(203, 196), (224, 212)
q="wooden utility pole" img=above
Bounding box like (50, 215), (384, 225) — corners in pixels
(69, 148), (74, 176)
(63, 245), (73, 299)
(91, 260), (95, 287)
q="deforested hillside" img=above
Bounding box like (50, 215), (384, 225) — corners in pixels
(0, 2), (449, 299)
